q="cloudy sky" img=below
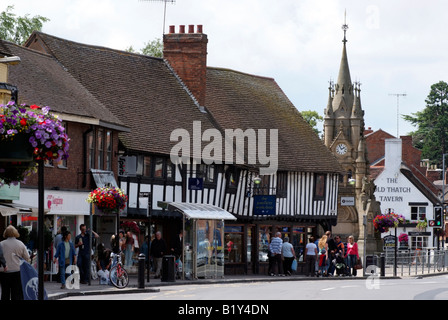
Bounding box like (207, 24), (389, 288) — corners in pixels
(6, 0), (448, 137)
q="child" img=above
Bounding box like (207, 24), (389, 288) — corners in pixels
(318, 248), (328, 277)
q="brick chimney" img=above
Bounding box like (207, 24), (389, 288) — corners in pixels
(163, 25), (208, 106)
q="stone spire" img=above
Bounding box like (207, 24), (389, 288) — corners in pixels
(332, 12), (353, 115)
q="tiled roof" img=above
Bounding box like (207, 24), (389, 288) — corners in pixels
(28, 32), (217, 155)
(205, 67), (343, 173)
(22, 31), (343, 173)
(0, 40), (125, 129)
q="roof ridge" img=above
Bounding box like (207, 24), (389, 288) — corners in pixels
(207, 66), (275, 81)
(31, 31), (165, 61)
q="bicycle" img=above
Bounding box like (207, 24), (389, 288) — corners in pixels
(109, 252), (129, 289)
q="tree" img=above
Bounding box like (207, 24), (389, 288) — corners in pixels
(125, 38), (163, 58)
(403, 81), (448, 166)
(0, 5), (49, 45)
(301, 110), (323, 136)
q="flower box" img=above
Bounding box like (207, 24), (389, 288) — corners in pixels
(87, 186), (128, 215)
(0, 102), (70, 186)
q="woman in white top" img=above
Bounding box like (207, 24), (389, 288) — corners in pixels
(0, 225), (30, 300)
(281, 237), (296, 276)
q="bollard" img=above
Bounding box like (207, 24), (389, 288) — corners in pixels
(138, 253), (145, 288)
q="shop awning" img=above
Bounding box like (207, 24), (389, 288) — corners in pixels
(157, 202), (237, 221)
(0, 202), (45, 217)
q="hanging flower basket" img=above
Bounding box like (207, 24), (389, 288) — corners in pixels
(0, 102), (70, 186)
(86, 186), (128, 214)
(373, 212), (405, 233)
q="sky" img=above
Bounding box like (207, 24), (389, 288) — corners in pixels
(4, 0), (448, 137)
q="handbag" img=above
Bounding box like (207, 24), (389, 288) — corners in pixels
(291, 259), (297, 271)
(354, 257), (363, 270)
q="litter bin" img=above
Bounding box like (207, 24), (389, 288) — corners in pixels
(365, 255), (379, 274)
(162, 255), (176, 282)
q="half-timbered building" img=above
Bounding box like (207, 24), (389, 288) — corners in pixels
(23, 25), (343, 275)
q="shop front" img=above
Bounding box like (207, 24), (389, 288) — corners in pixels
(223, 221), (317, 275)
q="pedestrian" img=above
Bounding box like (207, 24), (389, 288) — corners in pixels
(53, 230), (76, 289)
(0, 244), (6, 271)
(170, 230), (183, 260)
(346, 235), (359, 276)
(317, 235), (328, 277)
(281, 237), (296, 276)
(269, 232), (283, 276)
(150, 231), (167, 279)
(0, 225), (30, 300)
(53, 226), (67, 283)
(124, 231), (135, 267)
(304, 236), (318, 277)
(96, 243), (112, 285)
(75, 224), (99, 284)
(326, 231), (337, 275)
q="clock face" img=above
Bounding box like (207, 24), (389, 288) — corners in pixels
(336, 143), (348, 155)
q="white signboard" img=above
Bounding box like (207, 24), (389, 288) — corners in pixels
(341, 197), (355, 206)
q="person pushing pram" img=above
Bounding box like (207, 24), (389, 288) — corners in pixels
(332, 252), (348, 276)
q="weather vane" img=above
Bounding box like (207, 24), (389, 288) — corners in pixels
(139, 0), (176, 34)
(342, 10), (349, 43)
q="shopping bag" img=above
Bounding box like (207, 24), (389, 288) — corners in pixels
(291, 259), (297, 271)
(20, 258), (48, 300)
(354, 257), (363, 270)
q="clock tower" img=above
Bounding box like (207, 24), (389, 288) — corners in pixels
(323, 16), (380, 256)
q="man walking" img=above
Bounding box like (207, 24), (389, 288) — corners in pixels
(269, 232), (283, 276)
(150, 231), (167, 279)
(75, 224), (99, 284)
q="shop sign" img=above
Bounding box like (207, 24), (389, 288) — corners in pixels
(188, 177), (203, 190)
(341, 197), (355, 206)
(383, 234), (396, 251)
(253, 195), (276, 216)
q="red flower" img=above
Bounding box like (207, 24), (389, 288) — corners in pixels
(30, 105), (40, 110)
(20, 118), (27, 126)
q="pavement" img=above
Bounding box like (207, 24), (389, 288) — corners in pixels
(44, 272), (376, 300)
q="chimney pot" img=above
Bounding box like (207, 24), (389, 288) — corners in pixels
(179, 25), (185, 33)
(188, 25), (194, 33)
(197, 25), (203, 33)
(169, 25), (175, 34)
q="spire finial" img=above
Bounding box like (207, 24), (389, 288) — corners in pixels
(342, 9), (349, 43)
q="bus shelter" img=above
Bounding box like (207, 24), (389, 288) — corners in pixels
(158, 202), (237, 279)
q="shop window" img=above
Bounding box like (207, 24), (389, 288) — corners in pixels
(410, 206), (426, 221)
(224, 226), (243, 263)
(292, 227), (306, 257)
(258, 226), (271, 262)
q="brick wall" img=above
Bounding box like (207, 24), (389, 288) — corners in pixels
(163, 25), (208, 106)
(23, 122), (120, 191)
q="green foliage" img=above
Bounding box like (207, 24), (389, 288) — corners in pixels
(0, 5), (49, 45)
(301, 110), (323, 136)
(125, 38), (163, 58)
(403, 81), (448, 166)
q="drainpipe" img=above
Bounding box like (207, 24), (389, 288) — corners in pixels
(82, 126), (94, 188)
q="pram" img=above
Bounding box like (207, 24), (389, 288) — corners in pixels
(332, 253), (347, 276)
